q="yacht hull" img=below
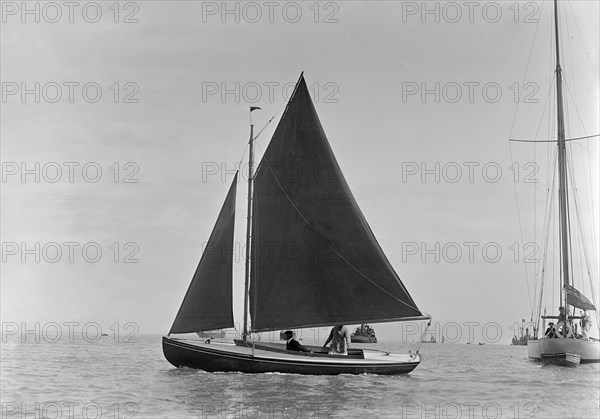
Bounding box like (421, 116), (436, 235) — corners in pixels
(527, 338), (600, 364)
(162, 337), (420, 375)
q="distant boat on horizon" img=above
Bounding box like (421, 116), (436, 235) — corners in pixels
(420, 335), (436, 344)
(351, 324), (377, 343)
(511, 319), (530, 346)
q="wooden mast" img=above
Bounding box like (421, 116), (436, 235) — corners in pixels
(242, 115), (255, 340)
(553, 0), (571, 310)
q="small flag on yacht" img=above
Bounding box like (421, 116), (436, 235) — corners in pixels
(564, 284), (596, 311)
(250, 107), (261, 112)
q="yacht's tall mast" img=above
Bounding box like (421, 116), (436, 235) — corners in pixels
(553, 0), (571, 303)
(242, 116), (255, 340)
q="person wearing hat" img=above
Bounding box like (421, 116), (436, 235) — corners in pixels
(283, 331), (311, 352)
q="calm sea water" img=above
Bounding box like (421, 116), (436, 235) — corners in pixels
(1, 335), (599, 419)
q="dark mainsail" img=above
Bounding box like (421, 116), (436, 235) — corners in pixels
(249, 75), (426, 332)
(169, 174), (238, 334)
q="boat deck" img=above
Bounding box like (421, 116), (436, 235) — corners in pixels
(235, 340), (366, 359)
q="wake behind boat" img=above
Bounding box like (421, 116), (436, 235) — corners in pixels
(511, 0), (599, 366)
(163, 74), (430, 375)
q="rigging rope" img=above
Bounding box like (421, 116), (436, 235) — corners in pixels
(235, 102), (288, 176)
(507, 71), (555, 317)
(567, 1), (600, 88)
(507, 1), (545, 140)
(412, 320), (431, 356)
(534, 155), (557, 333)
(567, 149), (599, 310)
(509, 134), (599, 142)
(508, 144), (533, 311)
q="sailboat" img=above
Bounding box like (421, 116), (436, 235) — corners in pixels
(511, 319), (529, 346)
(420, 335), (436, 344)
(162, 74), (430, 375)
(514, 0), (599, 366)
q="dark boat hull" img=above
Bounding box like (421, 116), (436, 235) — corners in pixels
(162, 337), (419, 375)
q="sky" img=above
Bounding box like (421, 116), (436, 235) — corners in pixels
(1, 1), (599, 344)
